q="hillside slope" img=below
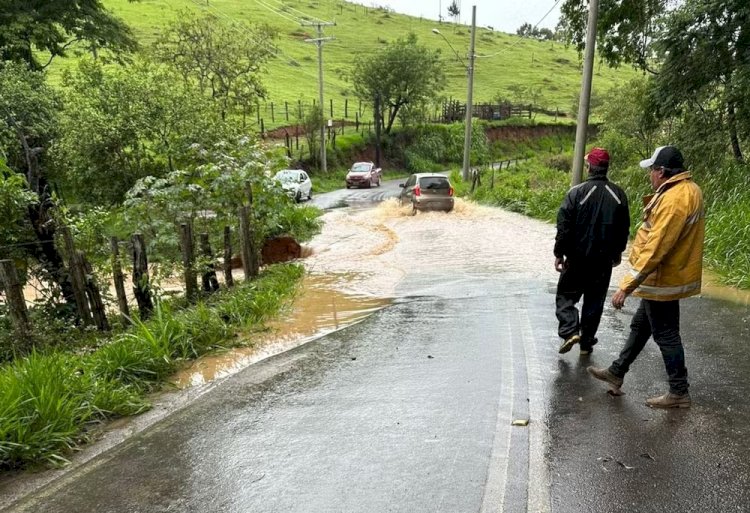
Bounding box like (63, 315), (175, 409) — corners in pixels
(92, 0), (634, 121)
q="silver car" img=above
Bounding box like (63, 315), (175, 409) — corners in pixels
(398, 173), (455, 214)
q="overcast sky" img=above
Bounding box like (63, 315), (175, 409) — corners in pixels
(371, 0), (563, 34)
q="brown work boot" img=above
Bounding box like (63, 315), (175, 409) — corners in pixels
(646, 392), (691, 409)
(558, 334), (581, 354)
(587, 366), (624, 388)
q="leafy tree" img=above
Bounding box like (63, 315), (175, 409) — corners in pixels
(0, 62), (76, 307)
(0, 0), (139, 68)
(296, 105), (324, 169)
(560, 0), (672, 72)
(560, 0), (749, 164)
(597, 77), (663, 163)
(447, 1), (461, 23)
(351, 33), (445, 135)
(152, 13), (277, 121)
(55, 58), (230, 205)
(651, 0), (750, 162)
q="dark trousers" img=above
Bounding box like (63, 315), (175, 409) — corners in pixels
(609, 299), (689, 395)
(555, 260), (612, 348)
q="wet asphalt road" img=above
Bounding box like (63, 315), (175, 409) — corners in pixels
(4, 191), (750, 513)
(310, 179), (402, 210)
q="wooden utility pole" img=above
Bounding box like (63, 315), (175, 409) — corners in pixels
(462, 5), (477, 182)
(303, 20), (336, 173)
(571, 0), (600, 185)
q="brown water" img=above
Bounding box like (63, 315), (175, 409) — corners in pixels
(171, 274), (391, 388)
(167, 198), (750, 388)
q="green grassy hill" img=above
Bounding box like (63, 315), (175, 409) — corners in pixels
(86, 0), (635, 124)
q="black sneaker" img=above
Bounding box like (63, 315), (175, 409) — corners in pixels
(579, 337), (598, 355)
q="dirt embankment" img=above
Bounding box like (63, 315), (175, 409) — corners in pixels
(484, 124), (596, 143)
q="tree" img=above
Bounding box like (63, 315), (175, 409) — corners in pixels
(153, 13), (277, 121)
(0, 0), (139, 68)
(55, 58), (229, 205)
(0, 62), (76, 309)
(351, 33), (445, 135)
(560, 0), (671, 72)
(560, 0), (750, 164)
(447, 1), (461, 24)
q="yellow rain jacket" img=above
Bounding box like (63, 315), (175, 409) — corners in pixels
(620, 171), (705, 301)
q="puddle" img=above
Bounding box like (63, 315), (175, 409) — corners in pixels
(171, 273), (391, 388)
(702, 271), (750, 306)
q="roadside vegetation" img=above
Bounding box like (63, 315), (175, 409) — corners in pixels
(0, 264), (303, 470)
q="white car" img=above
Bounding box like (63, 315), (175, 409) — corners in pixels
(274, 169), (312, 203)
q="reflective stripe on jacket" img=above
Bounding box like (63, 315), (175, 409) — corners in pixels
(619, 171), (705, 301)
(554, 175), (630, 263)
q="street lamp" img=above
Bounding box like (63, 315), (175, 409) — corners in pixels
(433, 5), (477, 182)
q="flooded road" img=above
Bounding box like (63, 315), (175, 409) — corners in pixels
(3, 189), (750, 513)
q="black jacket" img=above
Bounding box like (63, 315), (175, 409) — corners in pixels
(554, 175), (630, 263)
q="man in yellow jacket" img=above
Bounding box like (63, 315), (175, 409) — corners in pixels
(588, 146), (705, 409)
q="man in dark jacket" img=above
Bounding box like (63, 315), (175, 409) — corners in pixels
(554, 148), (630, 355)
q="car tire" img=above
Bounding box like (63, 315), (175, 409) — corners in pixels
(295, 191), (302, 203)
(410, 202), (418, 216)
(366, 180), (372, 189)
(308, 188), (313, 200)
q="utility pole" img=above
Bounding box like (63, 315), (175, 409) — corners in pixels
(462, 5), (477, 182)
(571, 0), (600, 186)
(303, 21), (335, 173)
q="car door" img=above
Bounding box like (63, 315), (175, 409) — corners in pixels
(300, 172), (311, 196)
(400, 175), (416, 203)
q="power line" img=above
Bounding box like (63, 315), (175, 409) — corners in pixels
(475, 0), (564, 59)
(255, 0), (305, 25)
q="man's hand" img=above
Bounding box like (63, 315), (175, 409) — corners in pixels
(554, 257), (567, 273)
(611, 289), (629, 309)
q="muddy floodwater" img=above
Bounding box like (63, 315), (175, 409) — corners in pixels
(172, 197), (748, 387)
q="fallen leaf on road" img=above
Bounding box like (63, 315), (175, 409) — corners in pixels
(511, 419), (529, 426)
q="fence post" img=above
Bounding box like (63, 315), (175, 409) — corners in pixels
(60, 226), (93, 325)
(270, 102), (275, 123)
(199, 233), (220, 293)
(110, 237), (130, 324)
(238, 206), (258, 280)
(355, 111), (359, 131)
(131, 233), (154, 319)
(285, 101), (289, 122)
(81, 252), (110, 331)
(345, 99), (348, 118)
(223, 226), (234, 288)
(330, 99), (334, 118)
(0, 259), (30, 338)
(260, 118), (265, 138)
(180, 222), (198, 301)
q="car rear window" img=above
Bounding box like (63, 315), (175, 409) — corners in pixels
(419, 177), (450, 189)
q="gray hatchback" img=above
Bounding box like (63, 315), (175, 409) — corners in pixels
(398, 173), (455, 214)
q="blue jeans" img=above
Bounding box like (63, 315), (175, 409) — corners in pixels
(609, 299), (689, 395)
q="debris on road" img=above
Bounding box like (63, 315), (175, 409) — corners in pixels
(511, 419), (530, 427)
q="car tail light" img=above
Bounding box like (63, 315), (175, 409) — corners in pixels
(449, 186), (454, 196)
(414, 185), (421, 196)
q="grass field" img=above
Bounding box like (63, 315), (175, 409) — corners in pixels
(65, 0), (638, 128)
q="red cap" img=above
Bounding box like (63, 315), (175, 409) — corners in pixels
(585, 147), (610, 167)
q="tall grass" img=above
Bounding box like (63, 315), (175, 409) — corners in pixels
(0, 264), (304, 470)
(462, 157), (750, 289)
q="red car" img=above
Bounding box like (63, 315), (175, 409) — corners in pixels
(345, 162), (382, 188)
